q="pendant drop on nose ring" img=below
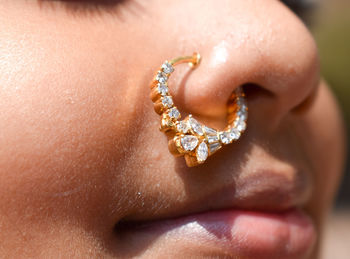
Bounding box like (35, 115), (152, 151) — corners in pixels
(150, 53), (248, 167)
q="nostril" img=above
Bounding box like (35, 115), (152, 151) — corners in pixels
(240, 83), (287, 131)
(242, 83), (276, 102)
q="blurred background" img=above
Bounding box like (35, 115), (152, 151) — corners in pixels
(304, 0), (350, 258)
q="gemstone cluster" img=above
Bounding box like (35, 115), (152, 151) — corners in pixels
(150, 58), (248, 167)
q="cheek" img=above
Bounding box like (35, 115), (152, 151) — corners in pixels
(299, 82), (345, 225)
(0, 5), (175, 244)
(0, 32), (146, 238)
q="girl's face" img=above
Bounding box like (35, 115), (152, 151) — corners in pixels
(0, 0), (345, 258)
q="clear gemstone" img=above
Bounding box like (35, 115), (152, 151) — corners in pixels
(181, 135), (199, 151)
(189, 116), (204, 136)
(237, 109), (248, 121)
(177, 121), (190, 133)
(235, 120), (247, 132)
(204, 126), (217, 135)
(162, 96), (173, 108)
(237, 97), (245, 106)
(157, 83), (168, 96)
(241, 102), (248, 111)
(196, 142), (209, 162)
(220, 132), (232, 144)
(209, 142), (221, 153)
(161, 61), (174, 74)
(168, 107), (180, 119)
(230, 127), (241, 140)
(207, 135), (219, 144)
(156, 71), (168, 84)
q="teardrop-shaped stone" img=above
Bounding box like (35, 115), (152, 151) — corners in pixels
(180, 135), (199, 151)
(189, 116), (204, 136)
(196, 142), (209, 163)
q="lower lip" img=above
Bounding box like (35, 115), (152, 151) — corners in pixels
(119, 209), (316, 258)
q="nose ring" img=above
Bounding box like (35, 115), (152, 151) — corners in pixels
(150, 53), (247, 167)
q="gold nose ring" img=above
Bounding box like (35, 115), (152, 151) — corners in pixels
(150, 53), (247, 167)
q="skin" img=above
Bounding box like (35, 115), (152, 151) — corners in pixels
(0, 0), (345, 258)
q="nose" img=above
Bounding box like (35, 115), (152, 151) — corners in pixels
(173, 0), (320, 131)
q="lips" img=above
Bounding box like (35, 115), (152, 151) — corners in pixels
(116, 209), (315, 258)
(113, 165), (315, 258)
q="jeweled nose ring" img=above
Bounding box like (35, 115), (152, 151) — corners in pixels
(150, 53), (247, 167)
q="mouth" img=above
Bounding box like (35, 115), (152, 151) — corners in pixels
(114, 159), (315, 258)
(116, 208), (315, 258)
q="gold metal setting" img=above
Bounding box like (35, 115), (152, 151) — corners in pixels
(150, 53), (248, 167)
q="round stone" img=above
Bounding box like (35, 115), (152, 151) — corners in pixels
(237, 108), (248, 122)
(235, 120), (247, 132)
(196, 142), (209, 163)
(156, 71), (168, 84)
(219, 132), (232, 144)
(230, 128), (241, 140)
(157, 83), (168, 96)
(181, 135), (199, 151)
(237, 97), (245, 106)
(168, 107), (180, 119)
(161, 61), (174, 74)
(162, 96), (173, 108)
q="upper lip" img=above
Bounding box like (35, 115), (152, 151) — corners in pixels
(120, 165), (312, 224)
